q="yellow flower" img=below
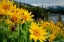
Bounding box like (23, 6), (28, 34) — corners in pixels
(9, 10), (21, 23)
(6, 19), (14, 24)
(60, 28), (64, 37)
(50, 20), (54, 24)
(21, 10), (34, 22)
(29, 22), (47, 42)
(49, 34), (56, 42)
(57, 22), (63, 27)
(0, 0), (14, 15)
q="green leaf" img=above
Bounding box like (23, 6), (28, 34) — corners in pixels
(19, 21), (30, 42)
(0, 33), (4, 42)
(22, 22), (30, 42)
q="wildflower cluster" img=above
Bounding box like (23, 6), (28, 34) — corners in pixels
(40, 20), (64, 42)
(0, 0), (64, 42)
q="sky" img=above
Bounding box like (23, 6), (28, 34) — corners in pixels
(15, 0), (64, 6)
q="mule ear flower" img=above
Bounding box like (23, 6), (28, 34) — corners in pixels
(20, 9), (34, 24)
(0, 0), (15, 15)
(9, 10), (21, 23)
(29, 22), (47, 42)
(21, 11), (34, 21)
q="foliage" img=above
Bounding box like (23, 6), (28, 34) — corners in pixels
(0, 0), (64, 42)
